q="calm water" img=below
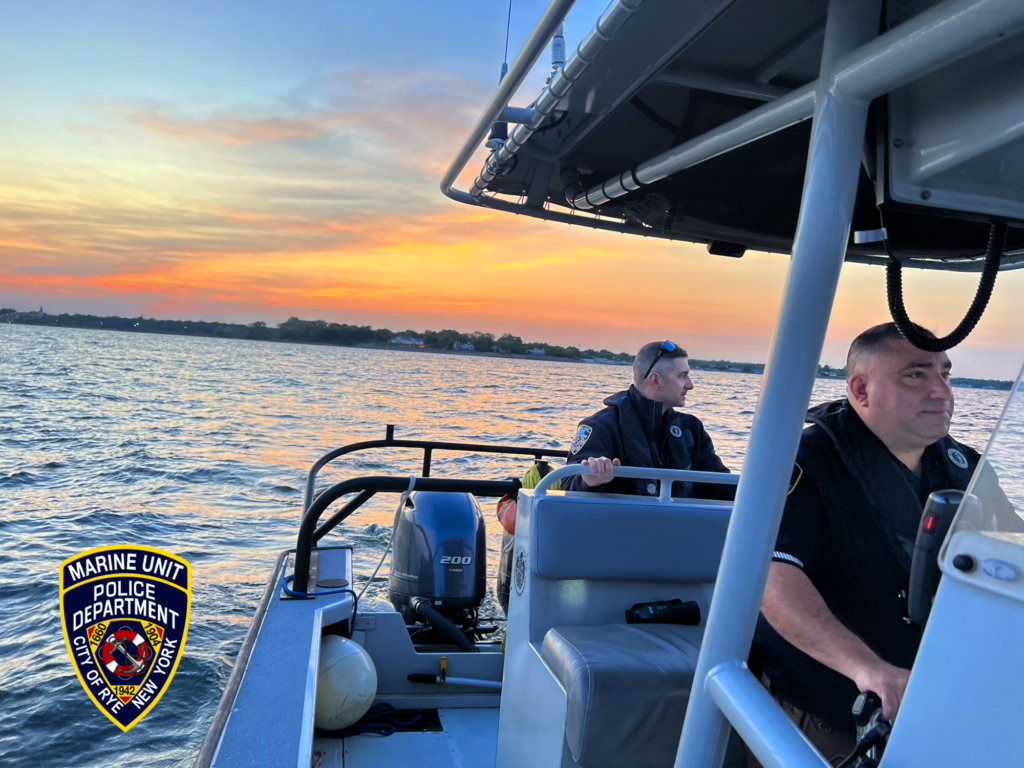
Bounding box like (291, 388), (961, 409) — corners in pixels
(0, 324), (1012, 766)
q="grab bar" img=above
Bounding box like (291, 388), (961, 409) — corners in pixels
(303, 424), (566, 512)
(534, 464), (738, 502)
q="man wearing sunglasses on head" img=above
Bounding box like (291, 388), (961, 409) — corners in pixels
(563, 340), (734, 500)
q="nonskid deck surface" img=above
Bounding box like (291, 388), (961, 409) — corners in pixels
(312, 708), (499, 768)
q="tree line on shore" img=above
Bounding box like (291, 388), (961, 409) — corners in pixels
(1, 309), (633, 362)
(4, 308), (1013, 387)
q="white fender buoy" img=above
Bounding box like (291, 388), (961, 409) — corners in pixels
(314, 635), (378, 731)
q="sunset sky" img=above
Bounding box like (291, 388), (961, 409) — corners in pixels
(2, 1), (1022, 378)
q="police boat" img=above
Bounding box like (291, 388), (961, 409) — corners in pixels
(198, 1), (1024, 766)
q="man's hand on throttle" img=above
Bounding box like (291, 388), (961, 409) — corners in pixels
(852, 661), (911, 720)
(581, 457), (621, 487)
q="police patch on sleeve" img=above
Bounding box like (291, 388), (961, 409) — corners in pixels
(947, 448), (969, 469)
(570, 425), (593, 455)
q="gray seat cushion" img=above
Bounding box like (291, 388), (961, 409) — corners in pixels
(541, 624), (703, 768)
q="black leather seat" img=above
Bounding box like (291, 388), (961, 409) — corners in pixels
(541, 624), (703, 768)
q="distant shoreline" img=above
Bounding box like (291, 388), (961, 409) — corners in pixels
(351, 342), (600, 365)
(1, 311), (634, 366)
(4, 318), (1016, 388)
(1, 320), (601, 366)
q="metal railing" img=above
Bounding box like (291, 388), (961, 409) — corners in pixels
(292, 426), (567, 593)
(442, 0), (1024, 271)
(535, 463), (739, 502)
(303, 424), (566, 512)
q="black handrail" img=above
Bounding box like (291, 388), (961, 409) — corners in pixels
(302, 424), (568, 511)
(294, 426), (568, 593)
(294, 476), (519, 593)
(314, 489), (377, 544)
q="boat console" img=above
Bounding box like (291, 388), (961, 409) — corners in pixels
(498, 465), (740, 768)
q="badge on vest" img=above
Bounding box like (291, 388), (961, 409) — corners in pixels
(947, 448), (969, 469)
(570, 425), (592, 454)
(669, 425), (682, 438)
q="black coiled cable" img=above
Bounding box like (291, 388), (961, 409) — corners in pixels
(885, 219), (1006, 352)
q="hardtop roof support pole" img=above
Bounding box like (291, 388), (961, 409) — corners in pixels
(675, 1), (881, 767)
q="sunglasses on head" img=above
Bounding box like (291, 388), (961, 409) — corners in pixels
(643, 340), (677, 381)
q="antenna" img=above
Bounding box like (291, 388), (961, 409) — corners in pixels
(501, 0), (513, 84)
(551, 22), (565, 72)
(545, 22), (565, 86)
(487, 0), (515, 151)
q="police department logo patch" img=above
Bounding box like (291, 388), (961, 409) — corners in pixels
(513, 547), (526, 595)
(947, 448), (969, 469)
(569, 425), (592, 455)
(59, 545), (190, 731)
(669, 425), (683, 438)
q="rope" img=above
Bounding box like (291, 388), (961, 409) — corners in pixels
(357, 475), (416, 600)
(314, 702), (422, 739)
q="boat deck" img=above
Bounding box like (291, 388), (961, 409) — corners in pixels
(313, 708), (499, 768)
(214, 547), (356, 767)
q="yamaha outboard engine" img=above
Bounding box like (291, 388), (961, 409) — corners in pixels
(388, 492), (486, 645)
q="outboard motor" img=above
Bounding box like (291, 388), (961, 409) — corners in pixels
(388, 492), (486, 646)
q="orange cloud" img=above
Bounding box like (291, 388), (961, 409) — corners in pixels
(125, 107), (334, 146)
(4, 67), (1024, 378)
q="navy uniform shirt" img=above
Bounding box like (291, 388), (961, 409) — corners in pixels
(754, 400), (980, 733)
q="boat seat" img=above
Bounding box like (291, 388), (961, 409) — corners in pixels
(541, 623), (702, 768)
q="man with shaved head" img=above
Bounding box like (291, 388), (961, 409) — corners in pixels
(751, 323), (982, 764)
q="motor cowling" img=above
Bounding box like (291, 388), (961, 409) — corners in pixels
(388, 492), (486, 625)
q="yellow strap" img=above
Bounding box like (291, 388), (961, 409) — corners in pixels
(787, 463), (804, 496)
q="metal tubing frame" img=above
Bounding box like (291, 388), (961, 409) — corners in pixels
(573, 83), (816, 208)
(293, 476), (519, 593)
(441, 0), (1024, 270)
(302, 426), (566, 512)
(572, 0), (1024, 210)
(439, 0), (577, 201)
(654, 70), (790, 102)
(705, 662), (827, 768)
(535, 463), (739, 502)
(313, 489), (376, 543)
(499, 106), (536, 124)
(469, 0), (644, 200)
(676, 1), (881, 766)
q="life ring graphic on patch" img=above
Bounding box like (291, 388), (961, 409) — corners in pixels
(101, 628), (150, 678)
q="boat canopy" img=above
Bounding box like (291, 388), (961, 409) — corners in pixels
(443, 0), (1024, 271)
